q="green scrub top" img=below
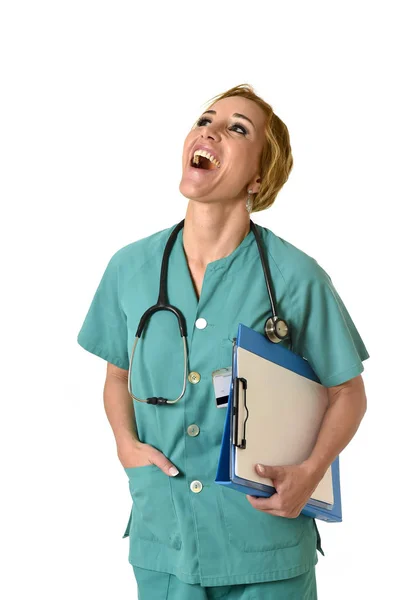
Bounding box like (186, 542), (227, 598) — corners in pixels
(77, 223), (370, 587)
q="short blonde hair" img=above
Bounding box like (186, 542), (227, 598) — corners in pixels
(198, 83), (293, 212)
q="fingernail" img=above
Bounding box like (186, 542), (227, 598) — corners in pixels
(169, 466), (179, 476)
(256, 464), (265, 474)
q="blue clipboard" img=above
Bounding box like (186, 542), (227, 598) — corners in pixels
(215, 323), (342, 523)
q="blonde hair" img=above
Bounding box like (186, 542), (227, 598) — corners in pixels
(197, 83), (293, 212)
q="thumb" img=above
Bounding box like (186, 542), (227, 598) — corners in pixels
(255, 463), (279, 479)
(151, 450), (180, 477)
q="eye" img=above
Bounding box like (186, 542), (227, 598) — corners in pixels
(195, 118), (248, 136)
(230, 122), (248, 135)
(196, 117), (212, 126)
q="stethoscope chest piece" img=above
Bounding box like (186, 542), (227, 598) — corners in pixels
(265, 316), (290, 343)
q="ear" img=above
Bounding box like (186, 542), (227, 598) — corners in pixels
(248, 176), (261, 195)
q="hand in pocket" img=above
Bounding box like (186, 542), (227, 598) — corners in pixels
(118, 440), (180, 477)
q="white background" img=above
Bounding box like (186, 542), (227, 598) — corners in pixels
(1, 1), (397, 598)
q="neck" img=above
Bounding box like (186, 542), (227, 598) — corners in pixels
(182, 200), (251, 268)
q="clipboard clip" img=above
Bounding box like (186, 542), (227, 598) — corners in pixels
(232, 376), (249, 450)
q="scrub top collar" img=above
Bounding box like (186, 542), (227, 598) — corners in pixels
(176, 225), (256, 273)
(166, 226), (258, 325)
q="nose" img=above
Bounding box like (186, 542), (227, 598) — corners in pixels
(201, 122), (221, 141)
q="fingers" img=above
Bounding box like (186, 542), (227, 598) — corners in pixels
(151, 451), (180, 477)
(246, 494), (280, 511)
(246, 494), (301, 518)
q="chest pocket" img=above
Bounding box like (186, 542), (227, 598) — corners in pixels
(217, 337), (235, 371)
(123, 464), (182, 550)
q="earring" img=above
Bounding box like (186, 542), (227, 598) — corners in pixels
(246, 190), (253, 213)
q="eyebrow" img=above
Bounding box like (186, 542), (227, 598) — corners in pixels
(202, 109), (255, 129)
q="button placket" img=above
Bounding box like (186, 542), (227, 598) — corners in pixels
(185, 271), (217, 504)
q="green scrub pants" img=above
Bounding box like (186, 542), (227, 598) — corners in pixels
(132, 565), (317, 599)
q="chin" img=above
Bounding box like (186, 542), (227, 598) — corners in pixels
(179, 180), (202, 200)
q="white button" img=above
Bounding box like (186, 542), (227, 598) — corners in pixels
(188, 371), (201, 384)
(195, 318), (207, 330)
(187, 424), (200, 437)
(190, 480), (203, 493)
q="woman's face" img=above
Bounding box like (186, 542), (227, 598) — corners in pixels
(179, 96), (266, 206)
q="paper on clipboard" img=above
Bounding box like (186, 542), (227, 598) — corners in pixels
(215, 323), (343, 523)
(233, 346), (333, 505)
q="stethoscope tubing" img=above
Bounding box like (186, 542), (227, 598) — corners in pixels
(128, 219), (289, 405)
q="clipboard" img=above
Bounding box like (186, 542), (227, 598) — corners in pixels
(215, 323), (342, 523)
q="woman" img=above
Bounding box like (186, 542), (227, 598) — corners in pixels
(77, 84), (369, 599)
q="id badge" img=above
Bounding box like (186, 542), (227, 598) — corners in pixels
(211, 367), (232, 408)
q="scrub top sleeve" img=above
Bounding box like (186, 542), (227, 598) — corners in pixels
(290, 263), (370, 387)
(77, 251), (129, 370)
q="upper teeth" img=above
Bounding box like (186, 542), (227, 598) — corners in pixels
(192, 149), (221, 168)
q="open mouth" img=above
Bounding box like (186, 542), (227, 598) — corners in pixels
(190, 150), (220, 171)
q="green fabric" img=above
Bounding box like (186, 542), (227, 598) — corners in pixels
(132, 564), (317, 599)
(77, 224), (369, 586)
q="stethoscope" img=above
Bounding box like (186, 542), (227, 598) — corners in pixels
(128, 219), (290, 405)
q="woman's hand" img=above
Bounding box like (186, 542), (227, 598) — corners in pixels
(117, 439), (180, 477)
(246, 462), (322, 518)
